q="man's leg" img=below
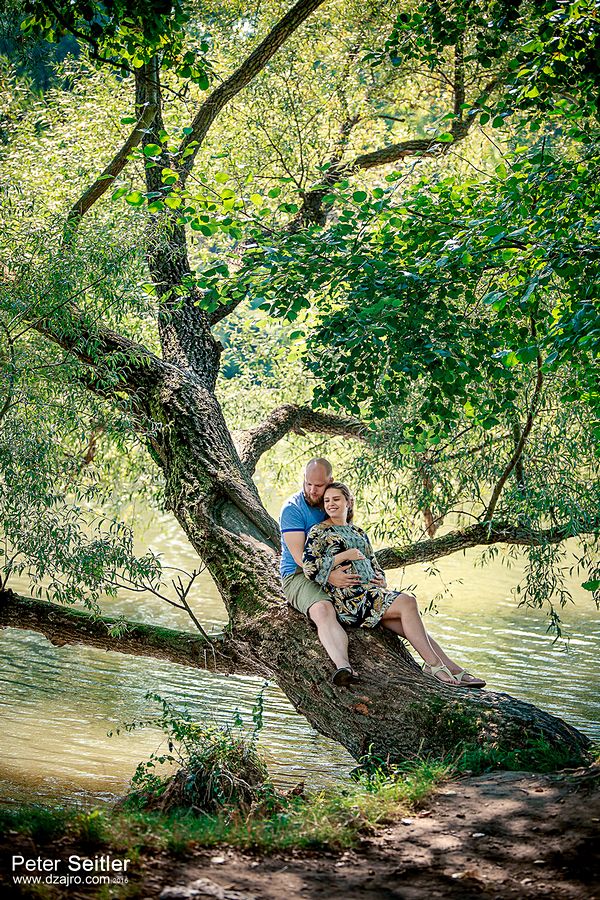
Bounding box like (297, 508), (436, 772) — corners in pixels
(282, 573), (355, 673)
(308, 600), (354, 672)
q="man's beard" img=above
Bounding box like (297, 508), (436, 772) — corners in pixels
(304, 491), (324, 508)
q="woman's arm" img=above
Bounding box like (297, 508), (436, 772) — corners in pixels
(333, 547), (365, 565)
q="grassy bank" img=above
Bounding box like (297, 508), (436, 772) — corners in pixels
(2, 693), (593, 871)
(0, 742), (591, 862)
(0, 757), (449, 858)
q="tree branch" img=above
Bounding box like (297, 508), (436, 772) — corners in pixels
(178, 0), (328, 184)
(0, 589), (251, 675)
(235, 404), (367, 475)
(293, 65), (492, 228)
(65, 102), (157, 236)
(375, 518), (600, 571)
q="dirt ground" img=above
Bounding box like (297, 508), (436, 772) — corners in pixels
(2, 768), (599, 899)
(142, 769), (600, 900)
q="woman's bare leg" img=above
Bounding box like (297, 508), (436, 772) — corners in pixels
(380, 593), (459, 683)
(381, 593), (483, 685)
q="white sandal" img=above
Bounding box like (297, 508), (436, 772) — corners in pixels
(422, 662), (461, 686)
(453, 668), (486, 688)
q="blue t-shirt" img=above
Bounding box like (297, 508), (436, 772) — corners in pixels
(279, 491), (326, 578)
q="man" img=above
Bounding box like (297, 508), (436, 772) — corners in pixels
(279, 458), (361, 685)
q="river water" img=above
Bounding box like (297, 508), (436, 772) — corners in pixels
(0, 510), (598, 806)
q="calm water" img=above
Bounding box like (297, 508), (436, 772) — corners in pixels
(1, 511), (598, 806)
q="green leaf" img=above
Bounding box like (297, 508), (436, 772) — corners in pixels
(125, 191), (145, 207)
(143, 144), (162, 157)
(582, 580), (600, 592)
(516, 345), (539, 363)
(353, 191), (368, 203)
(196, 71), (210, 91)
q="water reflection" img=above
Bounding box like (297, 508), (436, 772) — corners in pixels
(0, 512), (598, 806)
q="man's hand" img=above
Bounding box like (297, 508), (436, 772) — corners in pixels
(328, 565), (361, 588)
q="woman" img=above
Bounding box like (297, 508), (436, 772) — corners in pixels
(302, 482), (486, 688)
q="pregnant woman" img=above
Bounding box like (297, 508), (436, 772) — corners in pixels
(302, 481), (486, 689)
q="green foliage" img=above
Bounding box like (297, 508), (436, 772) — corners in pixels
(374, 0), (600, 118)
(455, 734), (589, 775)
(0, 206), (167, 605)
(0, 413), (162, 609)
(115, 687), (276, 815)
(20, 0), (212, 87)
(239, 140), (599, 428)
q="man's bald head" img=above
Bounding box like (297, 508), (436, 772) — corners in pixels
(303, 458), (333, 506)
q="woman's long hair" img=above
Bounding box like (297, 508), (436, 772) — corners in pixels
(324, 482), (354, 522)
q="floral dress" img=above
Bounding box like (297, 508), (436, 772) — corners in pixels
(302, 522), (398, 627)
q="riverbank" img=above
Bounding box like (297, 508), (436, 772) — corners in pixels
(1, 765), (598, 899)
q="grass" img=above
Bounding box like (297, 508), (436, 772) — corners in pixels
(454, 734), (591, 775)
(0, 740), (596, 871)
(0, 756), (448, 856)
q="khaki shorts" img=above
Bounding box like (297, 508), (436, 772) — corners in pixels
(282, 570), (333, 618)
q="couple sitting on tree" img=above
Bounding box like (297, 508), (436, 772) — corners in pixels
(280, 458), (486, 689)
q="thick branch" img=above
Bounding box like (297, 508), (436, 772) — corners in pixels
(293, 65), (498, 228)
(376, 519), (600, 570)
(235, 404), (367, 475)
(65, 102), (157, 235)
(0, 589), (251, 675)
(179, 0), (328, 183)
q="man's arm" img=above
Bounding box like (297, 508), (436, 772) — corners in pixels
(283, 530), (308, 568)
(283, 531), (361, 588)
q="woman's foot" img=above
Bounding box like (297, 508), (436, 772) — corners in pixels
(452, 669), (486, 688)
(422, 662), (461, 686)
